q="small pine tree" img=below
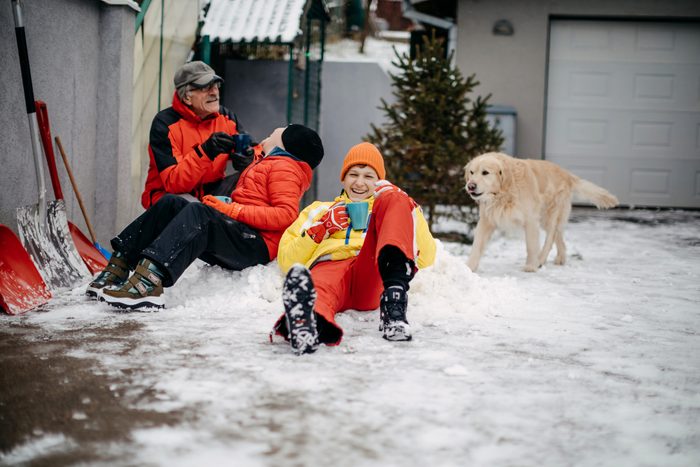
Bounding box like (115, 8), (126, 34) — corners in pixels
(366, 35), (503, 231)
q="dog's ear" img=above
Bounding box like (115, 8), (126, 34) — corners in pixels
(497, 158), (512, 190)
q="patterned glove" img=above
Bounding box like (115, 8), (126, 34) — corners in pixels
(373, 180), (418, 208)
(305, 202), (349, 243)
(202, 195), (244, 220)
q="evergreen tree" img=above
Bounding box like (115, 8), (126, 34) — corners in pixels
(366, 35), (503, 231)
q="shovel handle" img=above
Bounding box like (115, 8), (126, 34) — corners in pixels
(54, 136), (98, 245)
(36, 101), (63, 200)
(12, 0), (35, 115)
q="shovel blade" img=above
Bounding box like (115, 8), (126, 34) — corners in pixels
(16, 200), (91, 292)
(0, 225), (51, 315)
(67, 222), (108, 274)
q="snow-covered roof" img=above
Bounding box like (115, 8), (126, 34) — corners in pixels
(201, 0), (308, 44)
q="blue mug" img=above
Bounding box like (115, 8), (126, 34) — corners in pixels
(346, 201), (369, 231)
(233, 133), (252, 153)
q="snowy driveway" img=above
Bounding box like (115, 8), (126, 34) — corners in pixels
(1, 208), (699, 466)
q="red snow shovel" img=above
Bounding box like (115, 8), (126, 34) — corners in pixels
(0, 225), (52, 315)
(35, 101), (108, 275)
(11, 0), (91, 291)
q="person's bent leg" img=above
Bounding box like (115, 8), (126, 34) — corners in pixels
(87, 194), (191, 298)
(102, 202), (265, 309)
(351, 191), (418, 340)
(377, 245), (415, 341)
(140, 202), (268, 286)
(111, 194), (192, 269)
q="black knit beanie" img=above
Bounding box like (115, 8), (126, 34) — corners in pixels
(281, 124), (324, 169)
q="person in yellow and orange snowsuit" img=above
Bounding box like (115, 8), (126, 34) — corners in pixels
(272, 142), (436, 354)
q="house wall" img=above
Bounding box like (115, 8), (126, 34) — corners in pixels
(318, 61), (393, 201)
(0, 0), (136, 244)
(455, 0), (700, 159)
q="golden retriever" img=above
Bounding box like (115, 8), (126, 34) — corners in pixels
(464, 152), (618, 272)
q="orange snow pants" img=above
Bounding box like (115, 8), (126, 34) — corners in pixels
(275, 191), (417, 345)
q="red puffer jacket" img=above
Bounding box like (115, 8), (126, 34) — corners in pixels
(231, 155), (312, 259)
(141, 92), (238, 208)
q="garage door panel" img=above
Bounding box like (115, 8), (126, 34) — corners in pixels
(551, 22), (700, 64)
(544, 154), (621, 194)
(546, 20), (700, 208)
(548, 155), (700, 207)
(548, 109), (698, 162)
(548, 62), (700, 111)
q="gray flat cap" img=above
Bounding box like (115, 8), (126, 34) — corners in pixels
(174, 61), (223, 89)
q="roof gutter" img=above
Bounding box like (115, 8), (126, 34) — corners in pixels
(100, 0), (140, 13)
(402, 0), (456, 56)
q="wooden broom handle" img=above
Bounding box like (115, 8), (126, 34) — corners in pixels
(54, 136), (99, 245)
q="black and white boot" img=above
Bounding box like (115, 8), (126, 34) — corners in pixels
(379, 285), (412, 341)
(282, 264), (319, 355)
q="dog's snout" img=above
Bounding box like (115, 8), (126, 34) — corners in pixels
(467, 182), (477, 192)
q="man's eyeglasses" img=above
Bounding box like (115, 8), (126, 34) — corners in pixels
(192, 81), (221, 92)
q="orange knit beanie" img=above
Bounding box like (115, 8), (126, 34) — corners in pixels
(339, 142), (386, 181)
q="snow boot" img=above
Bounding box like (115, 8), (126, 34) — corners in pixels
(100, 258), (165, 310)
(379, 285), (412, 341)
(86, 251), (129, 298)
(282, 264), (319, 355)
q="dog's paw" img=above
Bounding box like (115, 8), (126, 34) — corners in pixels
(554, 256), (566, 265)
(523, 264), (538, 272)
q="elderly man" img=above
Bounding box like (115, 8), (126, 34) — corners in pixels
(141, 61), (250, 208)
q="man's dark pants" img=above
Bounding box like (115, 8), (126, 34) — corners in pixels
(111, 194), (269, 286)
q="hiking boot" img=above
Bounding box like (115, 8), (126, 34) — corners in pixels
(86, 252), (129, 298)
(379, 285), (412, 341)
(282, 264), (319, 355)
(100, 258), (165, 310)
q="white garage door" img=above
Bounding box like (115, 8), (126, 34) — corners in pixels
(545, 20), (700, 208)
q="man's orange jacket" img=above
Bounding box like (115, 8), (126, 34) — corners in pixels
(141, 92), (238, 208)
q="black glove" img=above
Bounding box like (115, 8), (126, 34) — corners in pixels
(230, 145), (255, 171)
(201, 132), (236, 160)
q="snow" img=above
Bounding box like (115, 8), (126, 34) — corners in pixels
(2, 208), (699, 466)
(325, 37), (409, 74)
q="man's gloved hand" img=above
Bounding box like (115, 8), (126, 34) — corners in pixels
(230, 152), (254, 171)
(201, 132), (236, 160)
(229, 133), (257, 171)
(374, 180), (418, 208)
(202, 194), (243, 220)
(305, 202), (349, 243)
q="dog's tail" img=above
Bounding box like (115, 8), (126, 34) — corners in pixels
(572, 178), (619, 209)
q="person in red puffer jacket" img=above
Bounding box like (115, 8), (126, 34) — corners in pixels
(88, 124), (324, 311)
(141, 61), (252, 209)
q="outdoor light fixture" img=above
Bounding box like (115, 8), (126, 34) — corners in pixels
(493, 19), (514, 36)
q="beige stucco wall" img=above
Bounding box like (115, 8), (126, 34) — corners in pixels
(455, 0), (700, 158)
(131, 0), (201, 222)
